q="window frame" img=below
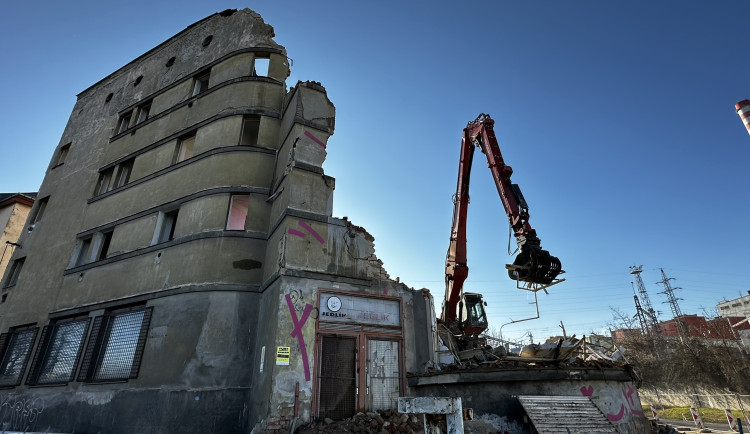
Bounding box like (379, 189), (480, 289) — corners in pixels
(240, 115), (260, 147)
(136, 100), (152, 124)
(26, 317), (91, 386)
(192, 70), (210, 96)
(153, 209), (179, 245)
(54, 143), (71, 167)
(0, 325), (39, 388)
(31, 196), (49, 224)
(73, 236), (93, 267)
(4, 258), (25, 288)
(173, 133), (196, 164)
(116, 111), (133, 134)
(77, 306), (153, 383)
(226, 195), (250, 230)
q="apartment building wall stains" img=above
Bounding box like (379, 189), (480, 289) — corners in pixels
(0, 9), (434, 433)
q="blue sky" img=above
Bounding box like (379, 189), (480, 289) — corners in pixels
(2, 1), (750, 343)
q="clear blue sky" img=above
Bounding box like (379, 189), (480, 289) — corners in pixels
(2, 1), (750, 344)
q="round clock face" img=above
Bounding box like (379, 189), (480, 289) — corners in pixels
(327, 296), (342, 312)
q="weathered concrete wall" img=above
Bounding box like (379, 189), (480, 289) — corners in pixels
(0, 201), (32, 280)
(409, 370), (650, 434)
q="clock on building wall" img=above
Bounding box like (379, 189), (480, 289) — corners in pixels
(327, 296), (342, 312)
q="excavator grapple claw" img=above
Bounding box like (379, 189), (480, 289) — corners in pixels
(507, 249), (562, 285)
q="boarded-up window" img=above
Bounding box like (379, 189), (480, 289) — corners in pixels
(226, 195), (250, 230)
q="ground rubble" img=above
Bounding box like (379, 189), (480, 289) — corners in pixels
(295, 409), (428, 434)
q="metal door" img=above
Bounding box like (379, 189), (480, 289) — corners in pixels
(367, 340), (400, 411)
(318, 336), (357, 419)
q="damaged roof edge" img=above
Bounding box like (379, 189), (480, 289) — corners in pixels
(76, 8), (275, 98)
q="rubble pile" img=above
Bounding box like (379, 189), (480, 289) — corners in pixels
(295, 409), (428, 434)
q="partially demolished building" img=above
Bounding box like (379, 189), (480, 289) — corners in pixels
(0, 9), (432, 433)
(0, 8), (648, 434)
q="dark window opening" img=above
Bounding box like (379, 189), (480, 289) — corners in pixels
(173, 133), (196, 163)
(98, 231), (113, 261)
(202, 35), (213, 47)
(114, 159), (134, 189)
(31, 196), (49, 224)
(117, 111), (132, 134)
(136, 100), (151, 124)
(165, 56), (176, 67)
(4, 258), (25, 288)
(240, 116), (260, 146)
(133, 76), (143, 87)
(157, 210), (179, 244)
(75, 237), (92, 267)
(56, 143), (71, 166)
(95, 168), (114, 196)
(192, 71), (210, 96)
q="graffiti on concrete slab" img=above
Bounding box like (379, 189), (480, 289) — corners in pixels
(285, 293), (313, 381)
(304, 131), (326, 149)
(579, 382), (643, 422)
(288, 288), (318, 319)
(288, 220), (325, 244)
(0, 395), (44, 432)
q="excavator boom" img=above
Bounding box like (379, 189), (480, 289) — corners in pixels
(443, 114), (563, 332)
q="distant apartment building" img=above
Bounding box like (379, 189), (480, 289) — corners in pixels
(0, 193), (36, 279)
(717, 292), (750, 318)
(0, 10), (434, 433)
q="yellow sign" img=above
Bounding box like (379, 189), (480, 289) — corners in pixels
(276, 346), (290, 365)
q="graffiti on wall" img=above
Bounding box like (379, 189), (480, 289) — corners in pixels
(304, 131), (327, 149)
(0, 396), (44, 432)
(288, 220), (325, 244)
(580, 382), (644, 422)
(285, 292), (314, 381)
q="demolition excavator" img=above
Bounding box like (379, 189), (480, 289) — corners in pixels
(441, 114), (564, 342)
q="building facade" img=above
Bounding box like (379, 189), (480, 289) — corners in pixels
(0, 10), (434, 433)
(718, 292), (750, 318)
(0, 193), (36, 280)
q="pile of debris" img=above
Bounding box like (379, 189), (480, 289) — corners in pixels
(295, 409), (426, 434)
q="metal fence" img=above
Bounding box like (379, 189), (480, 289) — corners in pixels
(639, 389), (750, 425)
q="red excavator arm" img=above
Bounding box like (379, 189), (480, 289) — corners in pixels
(443, 114), (563, 325)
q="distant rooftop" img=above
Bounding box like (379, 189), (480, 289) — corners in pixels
(0, 193), (37, 207)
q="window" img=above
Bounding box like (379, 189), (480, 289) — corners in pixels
(136, 100), (151, 124)
(95, 158), (135, 196)
(55, 143), (71, 166)
(226, 195), (250, 230)
(95, 168), (114, 195)
(116, 111), (132, 134)
(74, 237), (92, 267)
(96, 230), (113, 261)
(113, 158), (134, 189)
(240, 115), (260, 146)
(192, 71), (210, 96)
(26, 318), (90, 385)
(0, 326), (38, 387)
(153, 210), (179, 244)
(253, 56), (270, 77)
(31, 196), (49, 224)
(173, 133), (195, 163)
(77, 307), (153, 382)
(4, 258), (25, 288)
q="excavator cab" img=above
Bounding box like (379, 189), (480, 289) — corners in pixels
(457, 293), (488, 337)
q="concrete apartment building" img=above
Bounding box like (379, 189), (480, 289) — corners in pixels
(718, 292), (750, 318)
(0, 9), (434, 433)
(0, 193), (36, 279)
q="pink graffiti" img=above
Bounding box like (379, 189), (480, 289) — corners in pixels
(607, 405), (626, 422)
(304, 131), (326, 148)
(383, 286), (390, 295)
(285, 293), (313, 381)
(580, 384), (643, 422)
(288, 220), (324, 244)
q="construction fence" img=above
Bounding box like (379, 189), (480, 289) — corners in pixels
(639, 388), (750, 424)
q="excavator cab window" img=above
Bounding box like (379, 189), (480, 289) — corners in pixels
(467, 299), (487, 327)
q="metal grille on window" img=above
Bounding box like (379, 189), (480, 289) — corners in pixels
(37, 320), (88, 384)
(318, 336), (357, 420)
(0, 329), (37, 387)
(367, 340), (400, 411)
(94, 311), (145, 381)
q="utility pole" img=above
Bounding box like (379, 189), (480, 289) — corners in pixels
(633, 295), (650, 335)
(657, 268), (689, 339)
(630, 266), (660, 335)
